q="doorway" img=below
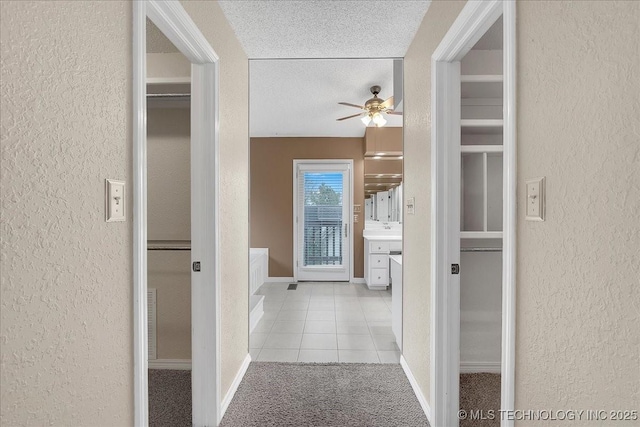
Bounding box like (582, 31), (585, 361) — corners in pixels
(133, 1), (221, 425)
(430, 1), (516, 426)
(293, 160), (353, 282)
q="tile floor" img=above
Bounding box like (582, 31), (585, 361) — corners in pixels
(250, 282), (400, 364)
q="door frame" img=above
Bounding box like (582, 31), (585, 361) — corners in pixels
(292, 159), (354, 282)
(430, 1), (516, 426)
(133, 1), (221, 426)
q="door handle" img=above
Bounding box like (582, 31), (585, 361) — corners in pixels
(344, 223), (348, 238)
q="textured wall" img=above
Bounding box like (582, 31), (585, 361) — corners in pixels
(0, 1), (133, 425)
(180, 0), (250, 398)
(250, 137), (365, 278)
(146, 18), (179, 54)
(147, 108), (191, 359)
(515, 1), (640, 422)
(402, 0), (466, 404)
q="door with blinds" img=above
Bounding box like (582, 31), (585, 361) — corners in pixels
(294, 161), (351, 281)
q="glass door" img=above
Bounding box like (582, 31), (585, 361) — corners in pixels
(295, 161), (351, 281)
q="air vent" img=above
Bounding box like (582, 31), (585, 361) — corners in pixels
(287, 283), (298, 290)
(147, 288), (157, 360)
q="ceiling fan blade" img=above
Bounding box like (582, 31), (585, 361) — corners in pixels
(336, 113), (363, 121)
(380, 96), (394, 109)
(386, 110), (403, 115)
(338, 102), (364, 109)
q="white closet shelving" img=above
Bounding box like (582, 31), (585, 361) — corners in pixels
(460, 66), (504, 242)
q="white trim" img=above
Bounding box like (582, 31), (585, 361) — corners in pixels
(292, 160), (354, 283)
(220, 354), (252, 421)
(350, 278), (366, 285)
(149, 359), (192, 370)
(265, 277), (295, 283)
(430, 57), (462, 427)
(132, 3), (148, 425)
(133, 1), (221, 426)
(431, 1), (516, 427)
(501, 2), (517, 425)
(400, 356), (432, 423)
(460, 362), (501, 374)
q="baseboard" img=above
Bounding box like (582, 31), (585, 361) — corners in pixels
(350, 278), (366, 284)
(400, 355), (432, 423)
(460, 361), (501, 374)
(220, 353), (251, 422)
(148, 358), (192, 370)
(264, 277), (295, 283)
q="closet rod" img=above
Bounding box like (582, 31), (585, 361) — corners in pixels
(460, 247), (502, 252)
(147, 93), (190, 99)
(147, 240), (191, 251)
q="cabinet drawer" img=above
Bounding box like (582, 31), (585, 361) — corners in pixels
(370, 268), (388, 285)
(370, 241), (390, 253)
(371, 254), (388, 268)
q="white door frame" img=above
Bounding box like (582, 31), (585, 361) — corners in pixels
(133, 1), (221, 426)
(292, 160), (354, 282)
(430, 1), (516, 426)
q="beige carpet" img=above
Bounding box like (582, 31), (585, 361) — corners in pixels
(460, 373), (501, 427)
(149, 367), (500, 427)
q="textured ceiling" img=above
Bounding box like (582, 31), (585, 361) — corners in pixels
(250, 59), (402, 138)
(218, 0), (431, 59)
(148, 2), (422, 137)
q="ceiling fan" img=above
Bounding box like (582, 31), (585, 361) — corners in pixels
(337, 85), (402, 127)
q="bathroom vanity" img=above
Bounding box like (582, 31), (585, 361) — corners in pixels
(363, 224), (402, 290)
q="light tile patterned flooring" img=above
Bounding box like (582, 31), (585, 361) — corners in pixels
(250, 282), (400, 364)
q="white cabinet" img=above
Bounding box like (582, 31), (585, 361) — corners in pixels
(364, 237), (401, 290)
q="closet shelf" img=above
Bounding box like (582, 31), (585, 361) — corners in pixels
(461, 74), (503, 83)
(147, 77), (191, 85)
(461, 231), (503, 239)
(461, 119), (503, 135)
(461, 75), (503, 99)
(461, 145), (503, 153)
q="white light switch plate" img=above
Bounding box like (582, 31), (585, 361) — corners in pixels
(407, 197), (415, 215)
(106, 179), (125, 222)
(525, 177), (545, 221)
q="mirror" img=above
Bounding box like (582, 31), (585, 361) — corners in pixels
(363, 127), (403, 223)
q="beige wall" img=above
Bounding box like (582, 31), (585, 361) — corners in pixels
(0, 0), (248, 423)
(402, 0), (467, 404)
(147, 108), (191, 359)
(515, 0), (639, 421)
(0, 1), (133, 425)
(180, 0), (249, 399)
(250, 137), (365, 278)
(403, 0), (640, 419)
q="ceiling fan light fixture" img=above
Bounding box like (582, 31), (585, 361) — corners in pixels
(361, 114), (372, 126)
(372, 112), (387, 127)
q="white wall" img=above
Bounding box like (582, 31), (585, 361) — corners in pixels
(0, 0), (249, 423)
(403, 0), (467, 404)
(0, 2), (133, 424)
(404, 0), (640, 419)
(180, 0), (250, 397)
(515, 1), (640, 420)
